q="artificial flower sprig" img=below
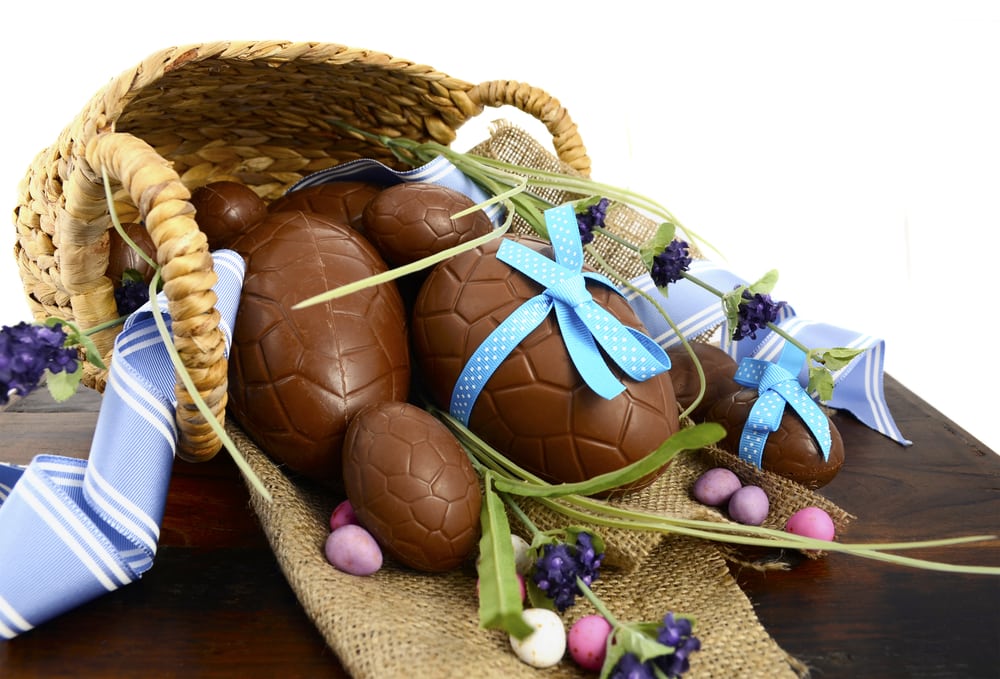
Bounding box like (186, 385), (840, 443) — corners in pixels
(0, 317), (109, 406)
(476, 449), (703, 677)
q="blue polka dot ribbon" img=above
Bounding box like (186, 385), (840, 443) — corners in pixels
(732, 343), (832, 468)
(449, 204), (672, 425)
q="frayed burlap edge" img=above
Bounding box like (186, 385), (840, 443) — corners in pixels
(233, 422), (812, 678)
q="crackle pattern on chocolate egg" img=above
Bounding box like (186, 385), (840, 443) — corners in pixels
(707, 388), (845, 488)
(411, 236), (679, 491)
(667, 342), (741, 421)
(268, 181), (381, 231)
(227, 211), (410, 487)
(342, 401), (481, 573)
(362, 182), (493, 266)
(190, 181), (268, 250)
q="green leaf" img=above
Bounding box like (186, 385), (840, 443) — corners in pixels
(525, 575), (556, 611)
(74, 332), (108, 371)
(614, 623), (676, 663)
(491, 423), (724, 498)
(599, 639), (630, 679)
(46, 366), (82, 402)
(639, 222), (677, 271)
(476, 474), (533, 639)
(808, 366), (835, 402)
(815, 347), (864, 371)
(748, 269), (779, 295)
(721, 284), (748, 330)
(122, 268), (145, 284)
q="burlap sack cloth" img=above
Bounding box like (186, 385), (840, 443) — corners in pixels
(235, 122), (853, 678)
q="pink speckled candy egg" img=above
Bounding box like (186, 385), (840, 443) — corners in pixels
(785, 506), (836, 541)
(568, 614), (612, 672)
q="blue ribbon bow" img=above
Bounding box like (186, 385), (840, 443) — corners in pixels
(449, 205), (672, 425)
(732, 343), (832, 468)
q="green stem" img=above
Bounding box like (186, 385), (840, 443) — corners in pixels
(577, 577), (622, 628)
(501, 493), (542, 540)
(82, 316), (127, 335)
(585, 245), (706, 421)
(593, 225), (642, 253)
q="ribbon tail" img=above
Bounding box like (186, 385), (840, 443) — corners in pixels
(0, 250), (246, 640)
(552, 301), (625, 400)
(450, 295), (553, 425)
(738, 391), (787, 467)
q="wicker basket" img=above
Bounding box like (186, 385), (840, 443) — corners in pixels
(11, 40), (590, 462)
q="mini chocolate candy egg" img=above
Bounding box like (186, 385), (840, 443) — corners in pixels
(342, 401), (481, 573)
(361, 182), (493, 266)
(190, 180), (269, 249)
(667, 341), (741, 421)
(706, 388), (845, 488)
(411, 235), (679, 492)
(268, 181), (380, 231)
(227, 211), (410, 487)
(107, 222), (157, 285)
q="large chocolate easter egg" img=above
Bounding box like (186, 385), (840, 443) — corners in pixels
(411, 235), (679, 492)
(227, 210), (411, 486)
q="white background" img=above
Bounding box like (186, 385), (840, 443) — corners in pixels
(1, 1), (997, 453)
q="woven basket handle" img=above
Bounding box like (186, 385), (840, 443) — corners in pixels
(469, 80), (592, 176)
(62, 132), (228, 463)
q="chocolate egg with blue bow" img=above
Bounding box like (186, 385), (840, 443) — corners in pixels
(410, 234), (679, 493)
(706, 388), (845, 488)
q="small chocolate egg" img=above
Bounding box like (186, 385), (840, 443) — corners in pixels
(342, 401), (482, 573)
(190, 180), (269, 249)
(107, 222), (157, 285)
(362, 182), (493, 266)
(667, 341), (740, 421)
(707, 388), (845, 488)
(227, 211), (411, 487)
(268, 181), (381, 231)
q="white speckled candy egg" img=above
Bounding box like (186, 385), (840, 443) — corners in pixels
(509, 608), (566, 668)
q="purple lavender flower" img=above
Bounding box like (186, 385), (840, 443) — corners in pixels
(732, 289), (786, 341)
(609, 652), (656, 679)
(0, 322), (78, 405)
(654, 613), (701, 677)
(531, 531), (604, 612)
(650, 240), (692, 287)
(114, 278), (150, 316)
(575, 197), (610, 245)
(609, 613), (701, 679)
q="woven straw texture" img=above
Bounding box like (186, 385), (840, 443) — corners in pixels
(11, 41), (587, 461)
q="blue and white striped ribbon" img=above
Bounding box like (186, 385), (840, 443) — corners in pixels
(626, 267), (908, 446)
(732, 343), (832, 468)
(0, 249), (245, 640)
(449, 205), (671, 425)
(287, 154), (504, 225)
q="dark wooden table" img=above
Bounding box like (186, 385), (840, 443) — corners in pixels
(1, 376), (997, 678)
